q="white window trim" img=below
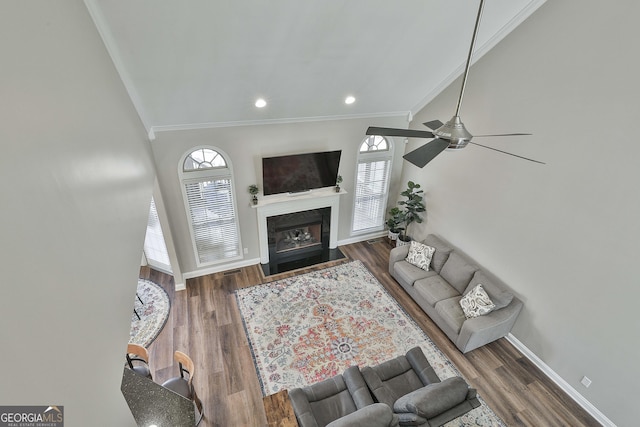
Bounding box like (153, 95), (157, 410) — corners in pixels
(179, 146), (243, 267)
(350, 137), (394, 235)
(143, 197), (173, 274)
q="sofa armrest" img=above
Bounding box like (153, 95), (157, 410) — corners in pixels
(326, 403), (399, 427)
(388, 245), (410, 273)
(457, 297), (524, 353)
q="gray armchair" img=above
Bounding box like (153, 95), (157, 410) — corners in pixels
(361, 347), (480, 427)
(289, 365), (399, 427)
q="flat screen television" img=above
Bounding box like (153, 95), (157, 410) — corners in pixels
(262, 150), (342, 196)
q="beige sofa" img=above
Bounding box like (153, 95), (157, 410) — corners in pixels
(389, 234), (523, 353)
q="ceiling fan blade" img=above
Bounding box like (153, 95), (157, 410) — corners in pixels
(403, 138), (450, 168)
(474, 133), (532, 137)
(468, 141), (545, 164)
(366, 126), (434, 139)
(423, 120), (444, 130)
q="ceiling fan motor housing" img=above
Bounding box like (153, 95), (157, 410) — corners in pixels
(435, 115), (473, 149)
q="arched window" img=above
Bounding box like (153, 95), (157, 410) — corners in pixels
(351, 135), (393, 234)
(179, 147), (242, 266)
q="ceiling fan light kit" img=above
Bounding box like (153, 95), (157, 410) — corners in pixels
(366, 0), (543, 167)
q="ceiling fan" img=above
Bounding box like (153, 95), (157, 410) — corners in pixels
(367, 0), (544, 167)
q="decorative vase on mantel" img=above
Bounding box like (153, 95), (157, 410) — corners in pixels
(335, 174), (343, 193)
(248, 184), (259, 205)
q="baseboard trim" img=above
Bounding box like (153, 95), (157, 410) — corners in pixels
(505, 334), (615, 427)
(183, 257), (261, 280)
(337, 230), (388, 246)
(182, 233), (388, 282)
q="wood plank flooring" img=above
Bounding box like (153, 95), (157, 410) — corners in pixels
(139, 239), (600, 427)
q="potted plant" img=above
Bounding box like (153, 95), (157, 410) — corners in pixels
(248, 184), (259, 205)
(386, 207), (405, 241)
(397, 181), (426, 246)
(335, 175), (343, 192)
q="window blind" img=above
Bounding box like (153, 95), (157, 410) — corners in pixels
(352, 158), (391, 232)
(184, 177), (240, 264)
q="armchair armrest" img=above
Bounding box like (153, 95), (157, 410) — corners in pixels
(392, 377), (470, 419)
(289, 388), (319, 427)
(326, 403), (399, 427)
(405, 346), (440, 385)
(343, 366), (375, 409)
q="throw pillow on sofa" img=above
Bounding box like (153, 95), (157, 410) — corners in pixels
(464, 271), (514, 310)
(405, 241), (436, 271)
(459, 284), (495, 319)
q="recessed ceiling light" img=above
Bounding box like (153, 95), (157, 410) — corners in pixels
(255, 98), (267, 108)
(345, 96), (356, 105)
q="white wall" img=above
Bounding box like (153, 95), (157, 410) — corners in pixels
(0, 1), (154, 425)
(400, 1), (640, 425)
(151, 116), (407, 276)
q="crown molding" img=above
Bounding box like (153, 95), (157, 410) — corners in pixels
(149, 111), (410, 136)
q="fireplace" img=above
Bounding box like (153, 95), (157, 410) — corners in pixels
(274, 222), (322, 254)
(254, 188), (346, 275)
(266, 208), (330, 273)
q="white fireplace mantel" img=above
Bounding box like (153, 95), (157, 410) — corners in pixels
(253, 188), (346, 264)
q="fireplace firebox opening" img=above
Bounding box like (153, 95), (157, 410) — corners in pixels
(263, 207), (344, 275)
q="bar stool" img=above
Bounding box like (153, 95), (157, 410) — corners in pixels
(125, 343), (152, 380)
(162, 351), (204, 425)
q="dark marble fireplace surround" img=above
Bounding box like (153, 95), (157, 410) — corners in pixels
(262, 207), (344, 275)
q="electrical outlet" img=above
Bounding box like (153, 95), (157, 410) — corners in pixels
(243, 247), (248, 254)
(581, 376), (592, 388)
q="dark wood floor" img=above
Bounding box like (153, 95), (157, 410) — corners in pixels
(139, 239), (600, 427)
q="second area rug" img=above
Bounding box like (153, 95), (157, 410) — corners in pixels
(129, 279), (170, 347)
(236, 260), (505, 426)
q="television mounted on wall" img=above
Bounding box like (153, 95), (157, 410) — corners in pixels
(262, 150), (342, 196)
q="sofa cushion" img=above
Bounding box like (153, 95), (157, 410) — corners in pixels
(435, 297), (466, 334)
(423, 235), (453, 274)
(459, 284), (495, 319)
(414, 276), (460, 307)
(464, 271), (514, 310)
(405, 241), (436, 271)
(393, 261), (438, 287)
(439, 252), (479, 294)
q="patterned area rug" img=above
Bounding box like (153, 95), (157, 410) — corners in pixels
(129, 279), (170, 347)
(236, 260), (505, 427)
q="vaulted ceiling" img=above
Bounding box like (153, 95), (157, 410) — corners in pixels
(85, 0), (545, 134)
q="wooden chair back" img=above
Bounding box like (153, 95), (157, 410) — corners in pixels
(174, 350), (195, 387)
(126, 343), (150, 367)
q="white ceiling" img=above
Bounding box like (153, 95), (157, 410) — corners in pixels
(85, 0), (545, 134)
